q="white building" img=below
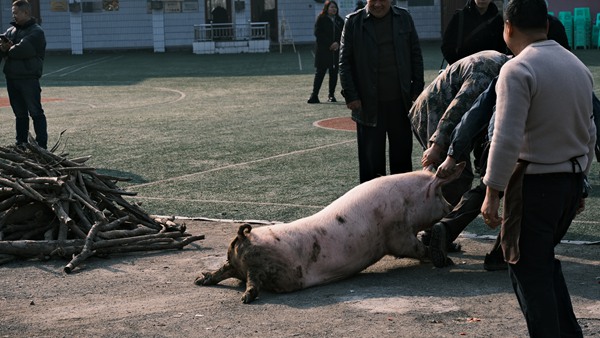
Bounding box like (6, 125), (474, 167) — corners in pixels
(0, 0), (443, 54)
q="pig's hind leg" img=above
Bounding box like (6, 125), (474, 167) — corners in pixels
(195, 262), (238, 286)
(241, 269), (263, 304)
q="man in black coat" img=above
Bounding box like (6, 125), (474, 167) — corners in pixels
(339, 0), (424, 183)
(441, 0), (506, 65)
(0, 0), (47, 149)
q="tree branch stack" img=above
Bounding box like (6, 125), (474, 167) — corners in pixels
(0, 137), (204, 272)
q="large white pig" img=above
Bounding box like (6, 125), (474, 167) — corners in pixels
(195, 163), (465, 303)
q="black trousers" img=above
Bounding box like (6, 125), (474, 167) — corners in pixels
(7, 78), (47, 149)
(442, 180), (486, 242)
(439, 144), (485, 239)
(509, 173), (583, 338)
(356, 99), (412, 183)
(311, 65), (338, 98)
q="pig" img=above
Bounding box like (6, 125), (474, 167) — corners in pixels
(195, 163), (465, 303)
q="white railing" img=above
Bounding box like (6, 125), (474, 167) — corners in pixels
(194, 22), (270, 42)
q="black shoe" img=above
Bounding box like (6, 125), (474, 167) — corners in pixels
(307, 96), (320, 104)
(430, 222), (449, 268)
(448, 242), (462, 253)
(483, 252), (507, 271)
(327, 96), (337, 102)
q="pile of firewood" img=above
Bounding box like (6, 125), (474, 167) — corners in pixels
(0, 136), (204, 273)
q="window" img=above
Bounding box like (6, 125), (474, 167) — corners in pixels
(103, 0), (119, 11)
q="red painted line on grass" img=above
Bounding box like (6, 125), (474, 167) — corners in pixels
(313, 117), (356, 131)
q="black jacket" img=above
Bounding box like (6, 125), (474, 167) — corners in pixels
(441, 0), (505, 65)
(314, 14), (344, 69)
(547, 14), (571, 50)
(2, 18), (46, 80)
(339, 6), (424, 127)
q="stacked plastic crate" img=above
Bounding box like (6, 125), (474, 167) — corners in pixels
(573, 7), (591, 49)
(594, 13), (600, 48)
(558, 11), (573, 49)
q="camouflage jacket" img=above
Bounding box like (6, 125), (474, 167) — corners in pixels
(409, 50), (509, 151)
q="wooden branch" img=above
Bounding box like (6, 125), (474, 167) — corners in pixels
(0, 161), (37, 178)
(0, 233), (204, 261)
(22, 176), (68, 186)
(98, 226), (156, 240)
(71, 200), (93, 233)
(64, 220), (103, 273)
(65, 181), (108, 223)
(22, 160), (53, 176)
(0, 149), (27, 162)
(85, 179), (137, 196)
(76, 171), (89, 198)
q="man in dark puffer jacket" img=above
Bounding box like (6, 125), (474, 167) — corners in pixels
(0, 0), (47, 149)
(441, 0), (506, 65)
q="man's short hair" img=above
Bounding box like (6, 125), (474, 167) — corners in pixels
(13, 0), (31, 12)
(504, 0), (547, 31)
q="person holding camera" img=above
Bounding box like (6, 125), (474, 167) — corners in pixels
(0, 0), (47, 149)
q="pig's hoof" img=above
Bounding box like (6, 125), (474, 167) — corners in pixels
(194, 273), (211, 286)
(241, 286), (259, 304)
(241, 293), (254, 304)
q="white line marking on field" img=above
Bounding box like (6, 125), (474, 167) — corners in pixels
(155, 87), (186, 103)
(45, 56), (123, 77)
(132, 196), (324, 209)
(129, 139), (355, 189)
(44, 56), (115, 76)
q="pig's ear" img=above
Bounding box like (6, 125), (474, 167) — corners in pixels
(435, 161), (466, 184)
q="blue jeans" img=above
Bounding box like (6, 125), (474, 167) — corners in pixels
(6, 78), (47, 149)
(509, 173), (583, 338)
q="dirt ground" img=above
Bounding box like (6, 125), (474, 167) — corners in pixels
(1, 219), (598, 338)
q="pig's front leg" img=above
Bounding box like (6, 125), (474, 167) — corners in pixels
(387, 234), (431, 262)
(195, 262), (238, 286)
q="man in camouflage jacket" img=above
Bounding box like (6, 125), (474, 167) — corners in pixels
(409, 50), (509, 205)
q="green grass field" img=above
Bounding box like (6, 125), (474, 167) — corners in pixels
(0, 41), (598, 242)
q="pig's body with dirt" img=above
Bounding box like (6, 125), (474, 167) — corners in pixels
(195, 164), (464, 303)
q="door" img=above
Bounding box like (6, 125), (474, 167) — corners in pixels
(206, 0), (232, 24)
(251, 0), (277, 41)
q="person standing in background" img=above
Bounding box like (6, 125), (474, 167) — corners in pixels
(307, 1), (345, 104)
(481, 0), (595, 336)
(441, 0), (506, 65)
(0, 0), (47, 149)
(339, 0), (424, 183)
(354, 0), (365, 11)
